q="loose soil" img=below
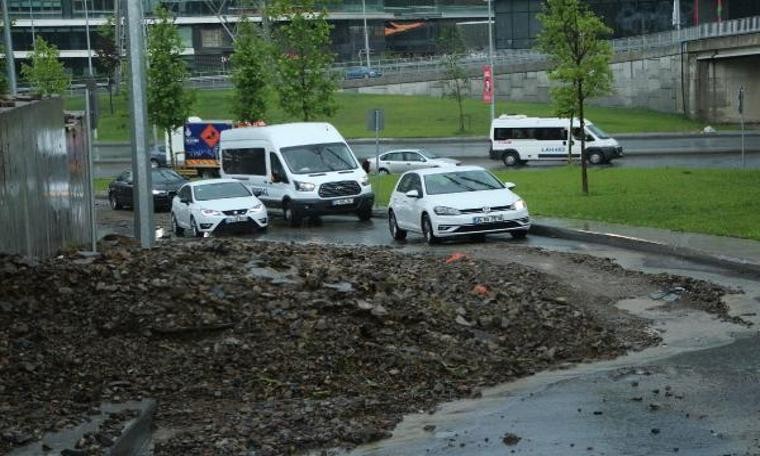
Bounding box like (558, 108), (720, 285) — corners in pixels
(0, 238), (733, 455)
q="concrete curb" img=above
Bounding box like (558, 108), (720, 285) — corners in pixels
(530, 223), (760, 278)
(110, 399), (156, 456)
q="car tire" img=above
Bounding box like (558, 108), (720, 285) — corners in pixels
(171, 214), (184, 237)
(358, 207), (373, 221)
(379, 168), (390, 175)
(283, 201), (302, 227)
(502, 151), (521, 167)
(588, 150), (605, 165)
(389, 210), (407, 241)
(108, 193), (123, 210)
(510, 229), (528, 239)
(421, 213), (440, 245)
(190, 216), (202, 238)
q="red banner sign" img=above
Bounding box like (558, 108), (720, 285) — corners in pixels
(482, 65), (493, 103)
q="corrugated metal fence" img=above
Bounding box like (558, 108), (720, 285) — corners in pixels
(0, 97), (93, 258)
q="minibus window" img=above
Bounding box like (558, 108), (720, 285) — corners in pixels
(222, 148), (267, 175)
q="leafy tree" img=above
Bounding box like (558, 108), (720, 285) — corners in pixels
(21, 37), (71, 96)
(537, 0), (613, 195)
(271, 0), (337, 121)
(231, 18), (270, 122)
(438, 26), (470, 133)
(147, 6), (194, 168)
(95, 16), (121, 113)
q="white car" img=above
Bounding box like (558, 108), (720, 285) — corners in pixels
(367, 149), (461, 174)
(388, 166), (530, 244)
(171, 179), (268, 237)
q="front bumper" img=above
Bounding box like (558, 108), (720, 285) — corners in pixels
(603, 146), (624, 159)
(197, 208), (269, 235)
(291, 192), (375, 216)
(431, 209), (531, 237)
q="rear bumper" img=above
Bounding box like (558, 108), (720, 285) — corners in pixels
(291, 193), (375, 216)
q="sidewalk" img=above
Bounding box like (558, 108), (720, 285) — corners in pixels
(532, 216), (760, 276)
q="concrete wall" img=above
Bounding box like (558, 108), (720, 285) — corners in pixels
(0, 98), (93, 258)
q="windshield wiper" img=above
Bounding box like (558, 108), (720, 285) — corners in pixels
(459, 176), (500, 190)
(443, 175), (475, 191)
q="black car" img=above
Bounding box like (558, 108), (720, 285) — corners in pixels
(150, 145), (168, 168)
(108, 168), (188, 211)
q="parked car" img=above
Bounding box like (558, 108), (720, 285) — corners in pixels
(345, 66), (382, 80)
(387, 166), (530, 244)
(171, 179), (268, 237)
(108, 168), (188, 211)
(366, 149), (461, 174)
(150, 145), (168, 168)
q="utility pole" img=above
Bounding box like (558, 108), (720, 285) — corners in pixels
(113, 0), (122, 94)
(125, 0), (154, 248)
(83, 0), (94, 76)
(2, 0), (16, 95)
(487, 0), (495, 120)
(361, 0), (371, 67)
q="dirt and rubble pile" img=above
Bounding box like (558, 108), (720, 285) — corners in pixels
(0, 239), (675, 454)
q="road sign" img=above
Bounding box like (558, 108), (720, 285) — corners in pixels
(366, 109), (384, 132)
(482, 65), (493, 104)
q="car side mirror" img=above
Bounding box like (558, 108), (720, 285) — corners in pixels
(405, 189), (420, 198)
(252, 188), (264, 197)
(180, 196), (190, 204)
(126, 180), (133, 186)
(504, 182), (516, 190)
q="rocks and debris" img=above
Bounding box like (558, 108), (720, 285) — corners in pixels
(650, 287), (685, 303)
(502, 432), (522, 446)
(0, 239), (729, 455)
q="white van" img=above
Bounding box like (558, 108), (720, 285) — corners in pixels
(219, 122), (374, 226)
(488, 115), (623, 166)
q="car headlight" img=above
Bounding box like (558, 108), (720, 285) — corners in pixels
(294, 180), (316, 192)
(248, 203), (263, 212)
(360, 176), (370, 186)
(201, 208), (223, 216)
(512, 199), (526, 210)
(152, 189), (167, 196)
(434, 206), (461, 216)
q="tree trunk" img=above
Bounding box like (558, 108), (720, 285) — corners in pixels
(108, 80), (114, 114)
(567, 114), (574, 163)
(168, 128), (176, 169)
(578, 81), (588, 195)
(456, 81), (464, 132)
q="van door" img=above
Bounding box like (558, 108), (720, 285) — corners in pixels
(220, 144), (270, 203)
(536, 127), (568, 161)
(267, 151), (290, 208)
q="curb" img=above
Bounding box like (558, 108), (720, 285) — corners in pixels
(110, 399), (156, 456)
(530, 223), (760, 278)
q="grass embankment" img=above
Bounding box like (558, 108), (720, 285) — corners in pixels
(66, 91), (706, 142)
(370, 167), (760, 241)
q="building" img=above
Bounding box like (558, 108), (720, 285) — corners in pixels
(2, 0), (489, 79)
(495, 0), (760, 49)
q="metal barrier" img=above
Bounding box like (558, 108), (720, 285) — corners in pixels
(0, 98), (94, 258)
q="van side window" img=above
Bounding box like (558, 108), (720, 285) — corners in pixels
(270, 152), (289, 184)
(222, 148), (267, 175)
(494, 128), (512, 141)
(538, 128), (566, 141)
(572, 128), (594, 142)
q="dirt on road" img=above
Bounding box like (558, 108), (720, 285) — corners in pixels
(0, 238), (735, 455)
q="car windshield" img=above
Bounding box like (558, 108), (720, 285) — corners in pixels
(193, 182), (251, 201)
(586, 124), (610, 139)
(421, 150), (440, 159)
(152, 169), (185, 183)
(280, 142), (358, 174)
(424, 170), (504, 195)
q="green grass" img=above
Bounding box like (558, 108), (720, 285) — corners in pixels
(370, 167), (760, 241)
(95, 178), (111, 194)
(66, 90), (708, 142)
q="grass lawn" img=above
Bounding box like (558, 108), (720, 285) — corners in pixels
(95, 178), (111, 194)
(66, 90), (708, 142)
(369, 167), (760, 241)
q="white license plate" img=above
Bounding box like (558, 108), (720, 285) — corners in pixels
(226, 215), (248, 223)
(332, 198), (354, 206)
(473, 214), (504, 224)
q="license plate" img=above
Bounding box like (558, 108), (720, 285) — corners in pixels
(473, 214), (504, 224)
(332, 198), (354, 206)
(226, 215), (248, 223)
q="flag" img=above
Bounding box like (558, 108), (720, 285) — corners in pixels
(482, 65), (493, 104)
(672, 0), (681, 29)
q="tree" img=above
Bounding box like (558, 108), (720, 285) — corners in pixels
(271, 0), (337, 121)
(95, 16), (121, 114)
(147, 6), (194, 168)
(438, 26), (470, 133)
(231, 18), (270, 122)
(550, 83), (577, 162)
(537, 0), (613, 195)
(21, 37), (70, 96)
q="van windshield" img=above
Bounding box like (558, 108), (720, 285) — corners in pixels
(280, 142), (358, 174)
(586, 124), (610, 139)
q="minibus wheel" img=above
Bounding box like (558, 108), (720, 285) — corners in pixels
(502, 152), (520, 167)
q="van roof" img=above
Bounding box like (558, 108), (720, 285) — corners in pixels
(491, 115), (591, 125)
(220, 122), (346, 148)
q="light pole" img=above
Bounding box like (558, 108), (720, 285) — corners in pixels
(28, 0), (35, 42)
(361, 0), (371, 67)
(83, 0), (93, 76)
(487, 0), (495, 120)
(2, 0), (16, 95)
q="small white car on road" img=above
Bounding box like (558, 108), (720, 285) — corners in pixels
(388, 166), (530, 244)
(171, 179), (268, 237)
(367, 149), (461, 174)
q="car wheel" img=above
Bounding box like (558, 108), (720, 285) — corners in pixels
(150, 159), (159, 168)
(389, 210), (407, 241)
(283, 201), (301, 227)
(588, 150), (604, 165)
(502, 152), (520, 167)
(171, 214), (184, 237)
(190, 216), (202, 238)
(421, 213), (439, 245)
(108, 193), (123, 210)
(510, 229), (528, 239)
(379, 168), (390, 175)
(358, 207), (373, 221)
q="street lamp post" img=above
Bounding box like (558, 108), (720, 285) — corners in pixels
(1, 0), (16, 95)
(487, 0), (495, 120)
(361, 0), (371, 67)
(83, 0), (94, 76)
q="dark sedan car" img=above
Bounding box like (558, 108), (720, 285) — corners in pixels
(108, 168), (188, 211)
(345, 66), (382, 80)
